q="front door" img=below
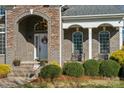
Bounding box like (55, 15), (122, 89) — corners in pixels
(34, 33), (48, 60)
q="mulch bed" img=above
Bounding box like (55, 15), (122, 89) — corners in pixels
(30, 75), (112, 83)
(0, 74), (7, 79)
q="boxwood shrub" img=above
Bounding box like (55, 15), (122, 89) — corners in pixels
(63, 62), (84, 77)
(99, 60), (120, 77)
(83, 59), (100, 76)
(39, 64), (62, 79)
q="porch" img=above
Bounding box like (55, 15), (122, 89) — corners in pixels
(62, 17), (123, 62)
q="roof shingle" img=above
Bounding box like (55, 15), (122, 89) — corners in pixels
(62, 5), (124, 16)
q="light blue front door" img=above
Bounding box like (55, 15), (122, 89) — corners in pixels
(34, 33), (48, 60)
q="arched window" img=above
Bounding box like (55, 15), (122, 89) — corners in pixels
(99, 31), (110, 54)
(72, 32), (83, 54)
(34, 19), (47, 33)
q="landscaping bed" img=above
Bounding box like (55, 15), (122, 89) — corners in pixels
(18, 59), (124, 88)
(18, 75), (124, 88)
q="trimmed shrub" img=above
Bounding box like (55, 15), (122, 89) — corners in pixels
(83, 59), (100, 76)
(0, 64), (12, 78)
(110, 50), (124, 65)
(39, 64), (62, 79)
(99, 60), (120, 77)
(63, 62), (84, 77)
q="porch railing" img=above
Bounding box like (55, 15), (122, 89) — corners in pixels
(98, 53), (110, 60)
(71, 52), (85, 62)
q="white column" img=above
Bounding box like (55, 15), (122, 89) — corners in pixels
(88, 28), (92, 59)
(119, 27), (123, 49)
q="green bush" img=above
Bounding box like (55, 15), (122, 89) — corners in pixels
(39, 64), (62, 79)
(63, 62), (84, 77)
(83, 59), (100, 76)
(110, 49), (124, 65)
(99, 60), (120, 77)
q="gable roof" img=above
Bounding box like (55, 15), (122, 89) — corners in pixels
(62, 5), (124, 16)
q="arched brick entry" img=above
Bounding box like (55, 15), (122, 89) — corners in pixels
(6, 6), (60, 64)
(16, 15), (49, 61)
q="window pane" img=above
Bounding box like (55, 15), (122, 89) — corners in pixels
(0, 28), (5, 32)
(123, 29), (124, 45)
(0, 33), (5, 54)
(73, 32), (83, 54)
(0, 8), (5, 15)
(99, 31), (110, 54)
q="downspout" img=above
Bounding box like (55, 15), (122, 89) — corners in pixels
(4, 9), (7, 64)
(59, 6), (62, 67)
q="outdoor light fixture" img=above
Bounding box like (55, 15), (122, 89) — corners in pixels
(76, 27), (79, 32)
(103, 26), (106, 31)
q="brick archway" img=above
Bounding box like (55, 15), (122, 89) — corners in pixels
(6, 6), (60, 64)
(15, 14), (49, 61)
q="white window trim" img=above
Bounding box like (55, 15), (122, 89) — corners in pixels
(72, 31), (83, 54)
(98, 31), (110, 54)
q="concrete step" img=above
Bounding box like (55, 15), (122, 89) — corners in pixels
(0, 77), (27, 88)
(8, 62), (40, 77)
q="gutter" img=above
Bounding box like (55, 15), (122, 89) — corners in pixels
(62, 13), (124, 20)
(59, 5), (65, 67)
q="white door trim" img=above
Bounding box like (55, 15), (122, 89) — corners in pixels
(34, 33), (48, 60)
(34, 34), (39, 60)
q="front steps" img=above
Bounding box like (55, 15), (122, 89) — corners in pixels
(8, 61), (40, 77)
(0, 61), (42, 88)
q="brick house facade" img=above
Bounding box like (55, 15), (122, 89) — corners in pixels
(0, 5), (124, 66)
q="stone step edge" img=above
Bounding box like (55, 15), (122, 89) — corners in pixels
(20, 61), (40, 64)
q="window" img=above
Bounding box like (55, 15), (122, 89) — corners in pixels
(123, 28), (124, 45)
(72, 32), (83, 54)
(34, 19), (48, 33)
(0, 28), (5, 54)
(0, 8), (5, 15)
(99, 31), (110, 54)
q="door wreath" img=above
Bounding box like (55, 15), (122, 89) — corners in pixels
(41, 35), (47, 44)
